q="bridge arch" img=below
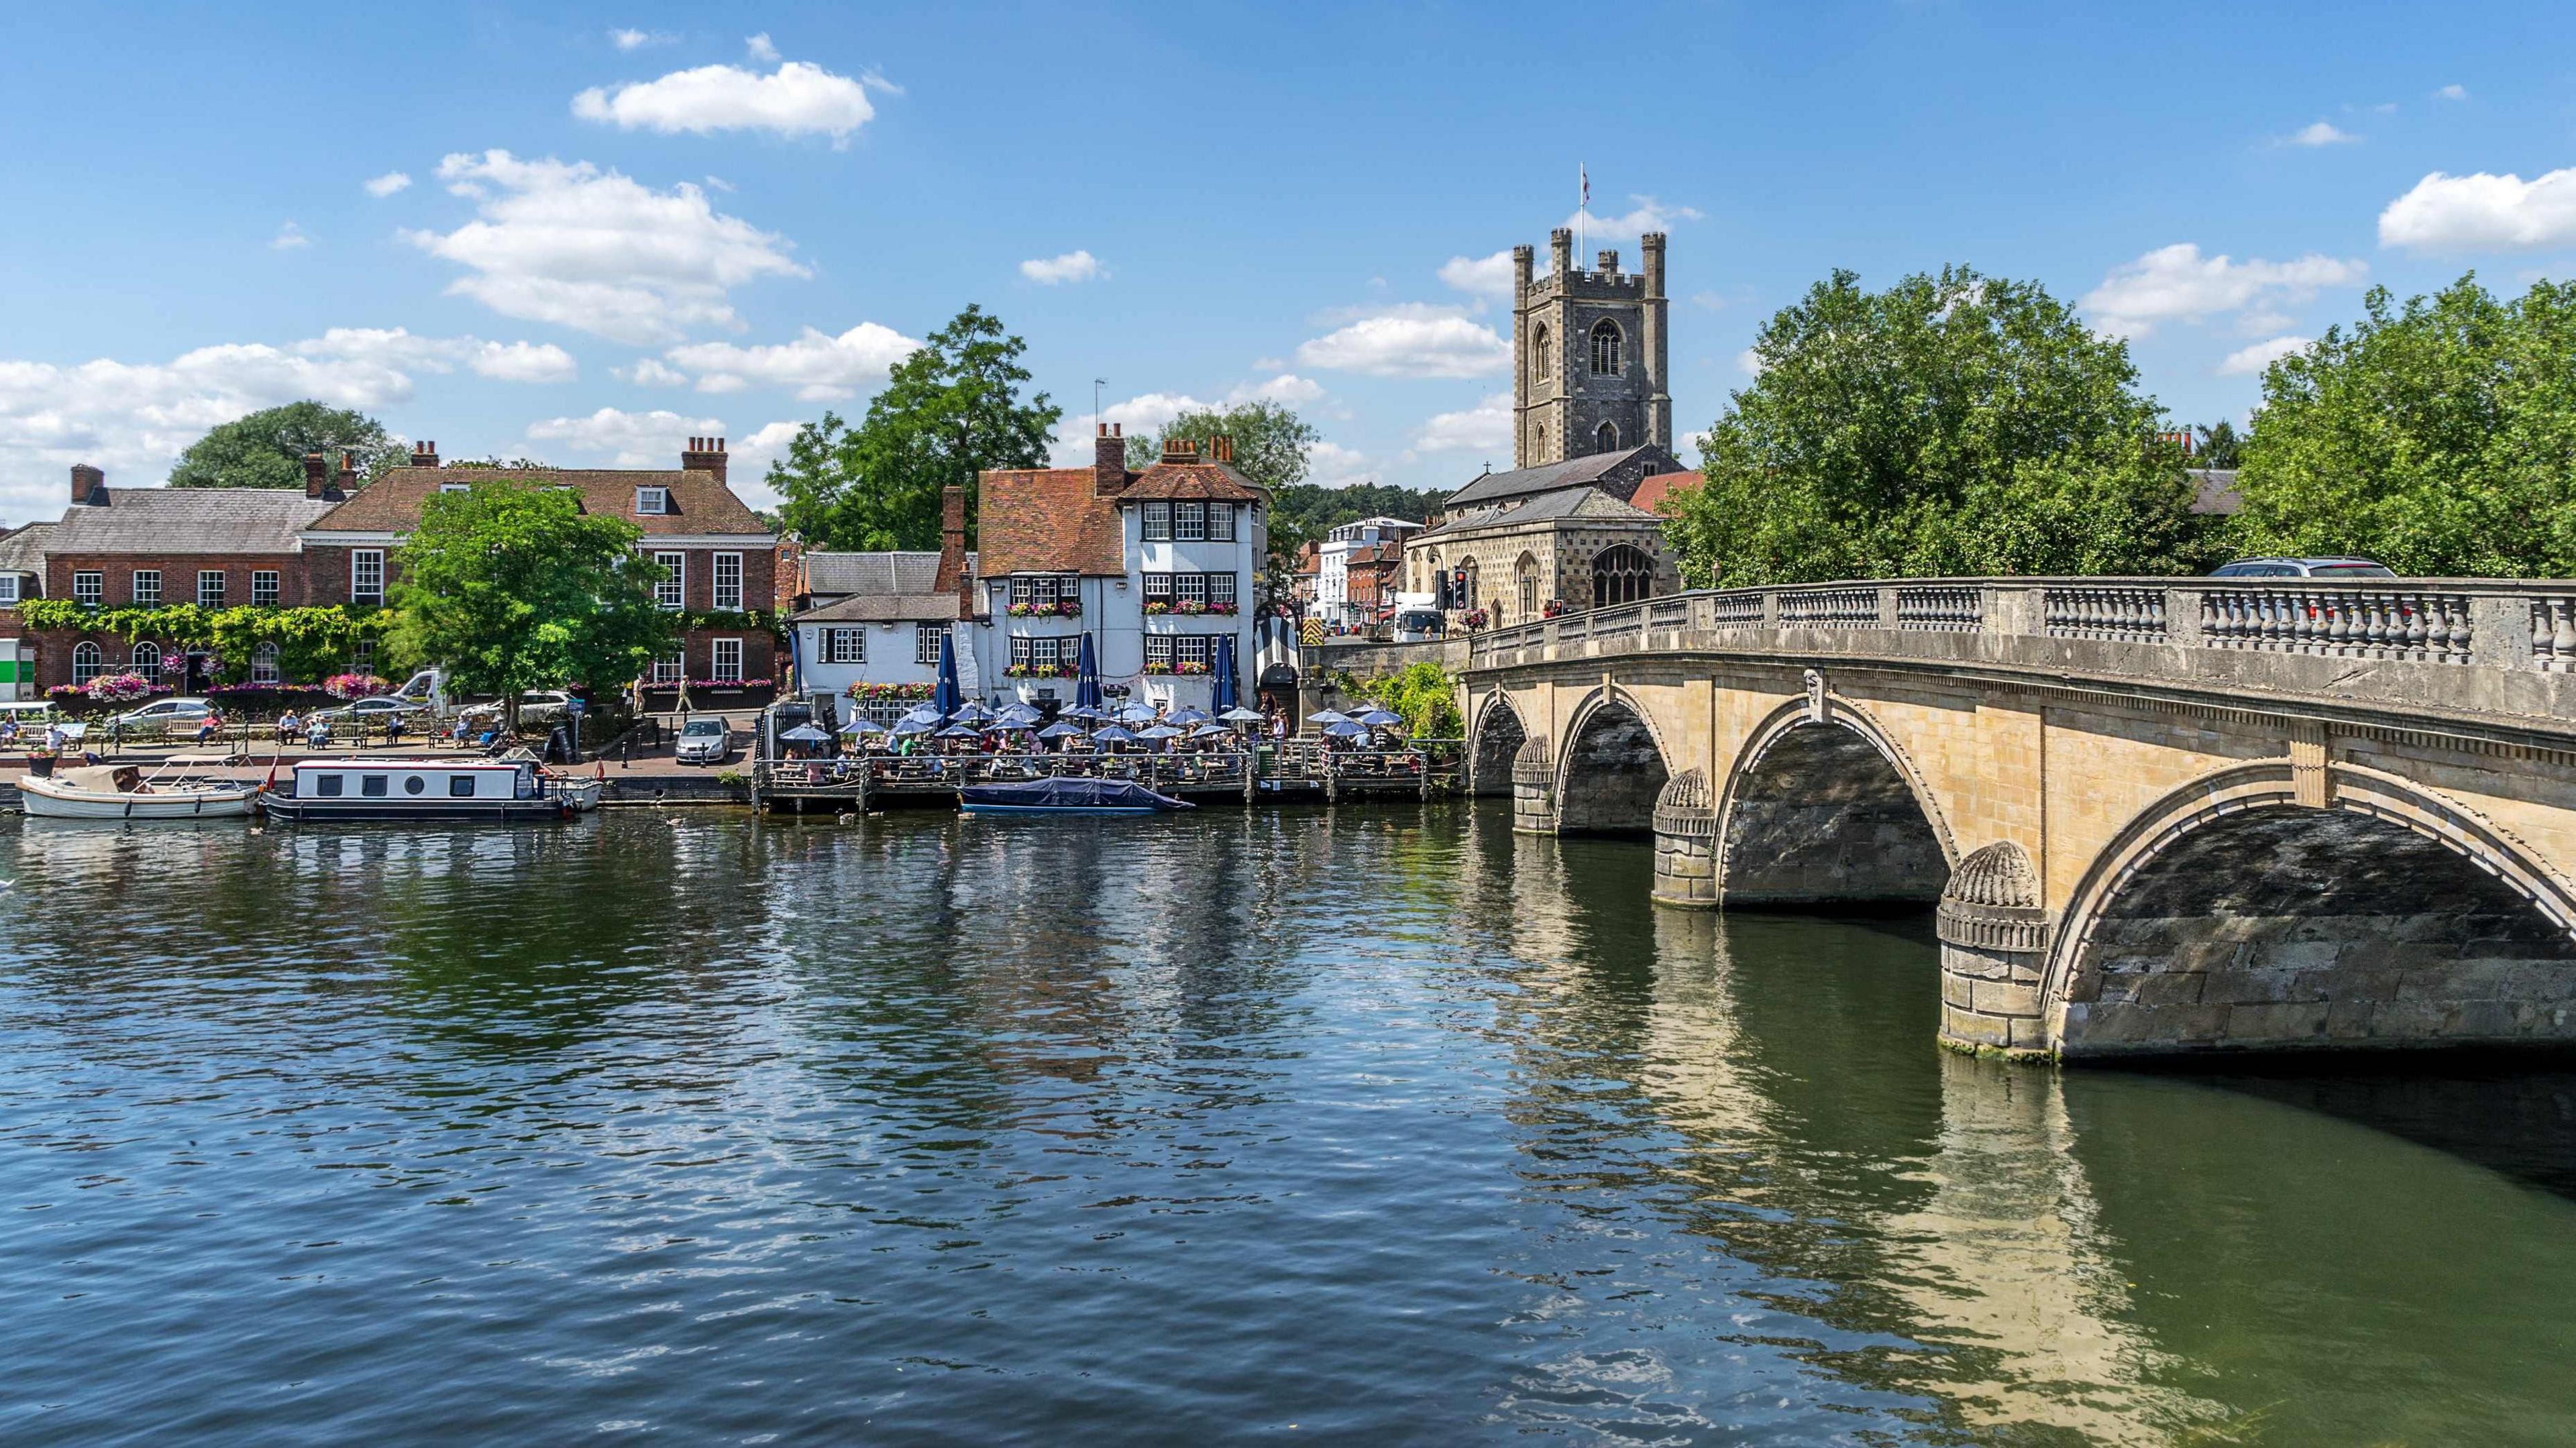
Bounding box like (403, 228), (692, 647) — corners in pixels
(1467, 690), (1529, 797)
(1715, 691), (1957, 907)
(2039, 762), (2576, 1057)
(1553, 684), (1674, 836)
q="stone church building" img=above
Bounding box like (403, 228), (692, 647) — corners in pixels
(1407, 227), (1695, 625)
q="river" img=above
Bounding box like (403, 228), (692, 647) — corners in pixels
(3, 801), (2573, 1444)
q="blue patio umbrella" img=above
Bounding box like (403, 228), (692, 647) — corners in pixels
(1138, 724), (1183, 739)
(780, 724), (831, 743)
(1064, 704), (1110, 722)
(990, 719), (1035, 731)
(892, 716), (938, 735)
(951, 700), (994, 722)
(1213, 633), (1240, 713)
(1093, 725), (1138, 744)
(1324, 720), (1369, 738)
(839, 717), (887, 734)
(1189, 723), (1232, 738)
(903, 703), (943, 725)
(932, 630), (962, 719)
(1357, 709), (1403, 728)
(1306, 708), (1351, 726)
(1118, 703), (1158, 724)
(936, 724), (981, 738)
(1037, 722), (1085, 740)
(1218, 706), (1265, 723)
(1074, 632), (1104, 712)
(1165, 706), (1211, 727)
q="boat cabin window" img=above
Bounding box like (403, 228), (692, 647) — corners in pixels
(449, 775), (476, 797)
(403, 775), (427, 795)
(315, 774), (343, 797)
(362, 775), (388, 797)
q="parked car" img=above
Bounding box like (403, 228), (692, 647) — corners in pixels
(308, 696), (432, 726)
(2210, 557), (2396, 579)
(517, 690), (574, 726)
(109, 697), (213, 729)
(675, 716), (733, 765)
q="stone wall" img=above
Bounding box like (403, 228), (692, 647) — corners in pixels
(1556, 704), (1668, 835)
(1721, 723), (1949, 905)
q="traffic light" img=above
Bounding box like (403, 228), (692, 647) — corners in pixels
(1452, 565), (1469, 608)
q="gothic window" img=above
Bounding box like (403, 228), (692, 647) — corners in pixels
(72, 641), (101, 683)
(1592, 319), (1624, 375)
(1513, 552), (1540, 621)
(1531, 323), (1551, 385)
(1591, 544), (1655, 608)
(1594, 422), (1619, 454)
(131, 641), (162, 683)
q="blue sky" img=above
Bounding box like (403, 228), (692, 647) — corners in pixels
(3, 1), (2571, 521)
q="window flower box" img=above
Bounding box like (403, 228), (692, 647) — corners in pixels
(1174, 601), (1208, 616)
(1143, 601), (1171, 615)
(1005, 663), (1073, 679)
(1208, 602), (1238, 615)
(1174, 661), (1211, 675)
(1142, 663), (1174, 675)
(848, 682), (934, 701)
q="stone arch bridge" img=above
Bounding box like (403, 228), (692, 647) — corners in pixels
(1461, 579), (2576, 1060)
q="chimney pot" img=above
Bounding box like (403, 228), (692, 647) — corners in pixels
(70, 463), (106, 507)
(304, 452), (329, 500)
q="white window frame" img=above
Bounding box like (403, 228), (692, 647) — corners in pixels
(71, 641), (102, 683)
(1175, 634), (1211, 669)
(1142, 500), (1171, 541)
(916, 622), (945, 665)
(350, 639), (376, 675)
(197, 570), (225, 608)
(1175, 501), (1207, 542)
(0, 575), (19, 604)
(1210, 571), (1238, 609)
(1208, 504), (1234, 542)
(1175, 572), (1208, 606)
(351, 551), (384, 606)
(73, 571), (102, 606)
(712, 551), (743, 612)
(130, 641), (161, 682)
(1142, 573), (1173, 605)
(653, 551), (686, 610)
(826, 627), (864, 665)
(636, 486), (669, 516)
(250, 642), (280, 684)
(1144, 633), (1173, 669)
(128, 569), (160, 607)
(710, 637), (743, 682)
(651, 650), (684, 685)
(252, 569), (280, 606)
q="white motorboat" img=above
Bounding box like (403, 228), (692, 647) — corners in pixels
(17, 753), (258, 820)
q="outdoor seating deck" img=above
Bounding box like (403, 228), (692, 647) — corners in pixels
(753, 740), (1464, 813)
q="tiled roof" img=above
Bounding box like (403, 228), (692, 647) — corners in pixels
(804, 551), (943, 597)
(1412, 486), (1660, 542)
(0, 522), (54, 574)
(979, 468), (1126, 576)
(307, 466), (769, 537)
(1628, 469), (1701, 516)
(46, 490), (337, 555)
(1444, 445), (1673, 509)
(791, 592), (962, 623)
(1116, 461), (1267, 502)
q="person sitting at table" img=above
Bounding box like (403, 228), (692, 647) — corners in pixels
(306, 716), (331, 749)
(194, 711), (223, 746)
(276, 709), (301, 743)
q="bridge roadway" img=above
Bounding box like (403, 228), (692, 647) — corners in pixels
(1458, 577), (2576, 1060)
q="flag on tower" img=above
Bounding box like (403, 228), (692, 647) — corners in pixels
(1580, 164), (1589, 210)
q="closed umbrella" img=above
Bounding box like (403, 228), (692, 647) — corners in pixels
(1074, 633), (1104, 712)
(1213, 633), (1240, 712)
(932, 631), (961, 719)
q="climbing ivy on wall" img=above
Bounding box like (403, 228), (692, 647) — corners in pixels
(14, 601), (390, 684)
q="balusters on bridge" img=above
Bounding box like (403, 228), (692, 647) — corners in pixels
(2536, 598), (2576, 673)
(2043, 586), (2168, 642)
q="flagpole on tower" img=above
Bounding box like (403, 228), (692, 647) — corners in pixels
(1576, 163), (1587, 267)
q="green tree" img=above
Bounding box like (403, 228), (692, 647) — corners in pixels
(169, 401), (406, 489)
(1663, 265), (2214, 586)
(769, 305), (1061, 551)
(2192, 420), (2245, 469)
(1133, 400), (1320, 493)
(384, 482), (676, 724)
(1361, 659), (1463, 738)
(2233, 275), (2576, 575)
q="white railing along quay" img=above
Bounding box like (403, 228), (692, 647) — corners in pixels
(1466, 577), (2576, 735)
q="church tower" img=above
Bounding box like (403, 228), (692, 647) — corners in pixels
(1512, 228), (1670, 467)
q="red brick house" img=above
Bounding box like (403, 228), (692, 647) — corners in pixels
(299, 439), (779, 699)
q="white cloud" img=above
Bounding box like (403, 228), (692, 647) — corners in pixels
(1020, 249), (1103, 284)
(1438, 249), (1517, 302)
(1564, 194), (1703, 243)
(610, 27), (674, 50)
(661, 321), (917, 400)
(726, 419), (804, 508)
(619, 357), (692, 387)
(1735, 347), (1764, 377)
(1227, 373), (1324, 406)
(294, 327), (579, 383)
(2219, 335), (2311, 375)
(363, 170), (412, 198)
(2080, 243), (2367, 337)
(2380, 168), (2576, 252)
(2284, 120), (2360, 147)
(1409, 392), (1511, 456)
(525, 406), (725, 467)
(0, 340), (423, 518)
(573, 58), (877, 144)
(1294, 306), (1509, 378)
(2434, 84), (2469, 102)
(403, 150), (808, 344)
(1306, 441), (1373, 488)
(271, 221), (310, 250)
(745, 32), (780, 62)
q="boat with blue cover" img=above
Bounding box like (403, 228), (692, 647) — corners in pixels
(958, 777), (1194, 816)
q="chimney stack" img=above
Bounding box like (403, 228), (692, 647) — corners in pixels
(1160, 437), (1199, 465)
(682, 435), (728, 483)
(411, 440), (439, 469)
(333, 450), (359, 498)
(1211, 435), (1234, 464)
(938, 484), (971, 615)
(69, 464), (105, 507)
(304, 451), (329, 499)
(1092, 422), (1128, 496)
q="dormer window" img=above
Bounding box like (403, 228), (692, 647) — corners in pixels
(636, 487), (670, 516)
(439, 484), (470, 494)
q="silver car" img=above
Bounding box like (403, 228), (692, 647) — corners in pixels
(675, 716), (732, 765)
(2210, 556), (2395, 578)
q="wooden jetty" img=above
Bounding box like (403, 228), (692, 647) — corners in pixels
(752, 742), (1462, 815)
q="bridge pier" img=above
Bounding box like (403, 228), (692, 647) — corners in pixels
(1936, 844), (2051, 1058)
(1650, 769), (1719, 908)
(1511, 735), (1555, 834)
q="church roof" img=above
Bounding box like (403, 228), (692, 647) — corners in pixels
(1628, 469), (1701, 516)
(1442, 445), (1673, 510)
(1410, 486), (1661, 543)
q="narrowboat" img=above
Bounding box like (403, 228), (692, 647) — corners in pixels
(958, 777), (1193, 816)
(17, 753), (258, 820)
(258, 757), (602, 823)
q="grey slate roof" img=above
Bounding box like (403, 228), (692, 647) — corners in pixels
(791, 592), (962, 624)
(1412, 486), (1660, 542)
(1443, 446), (1666, 510)
(0, 522), (54, 575)
(47, 490), (337, 555)
(804, 551), (943, 598)
(2188, 468), (2243, 516)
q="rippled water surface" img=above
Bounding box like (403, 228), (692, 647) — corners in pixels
(6, 802), (2576, 1444)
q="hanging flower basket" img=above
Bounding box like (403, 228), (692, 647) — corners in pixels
(86, 672), (153, 702)
(323, 673), (391, 700)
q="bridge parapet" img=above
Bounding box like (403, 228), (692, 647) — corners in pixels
(1470, 577), (2576, 734)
